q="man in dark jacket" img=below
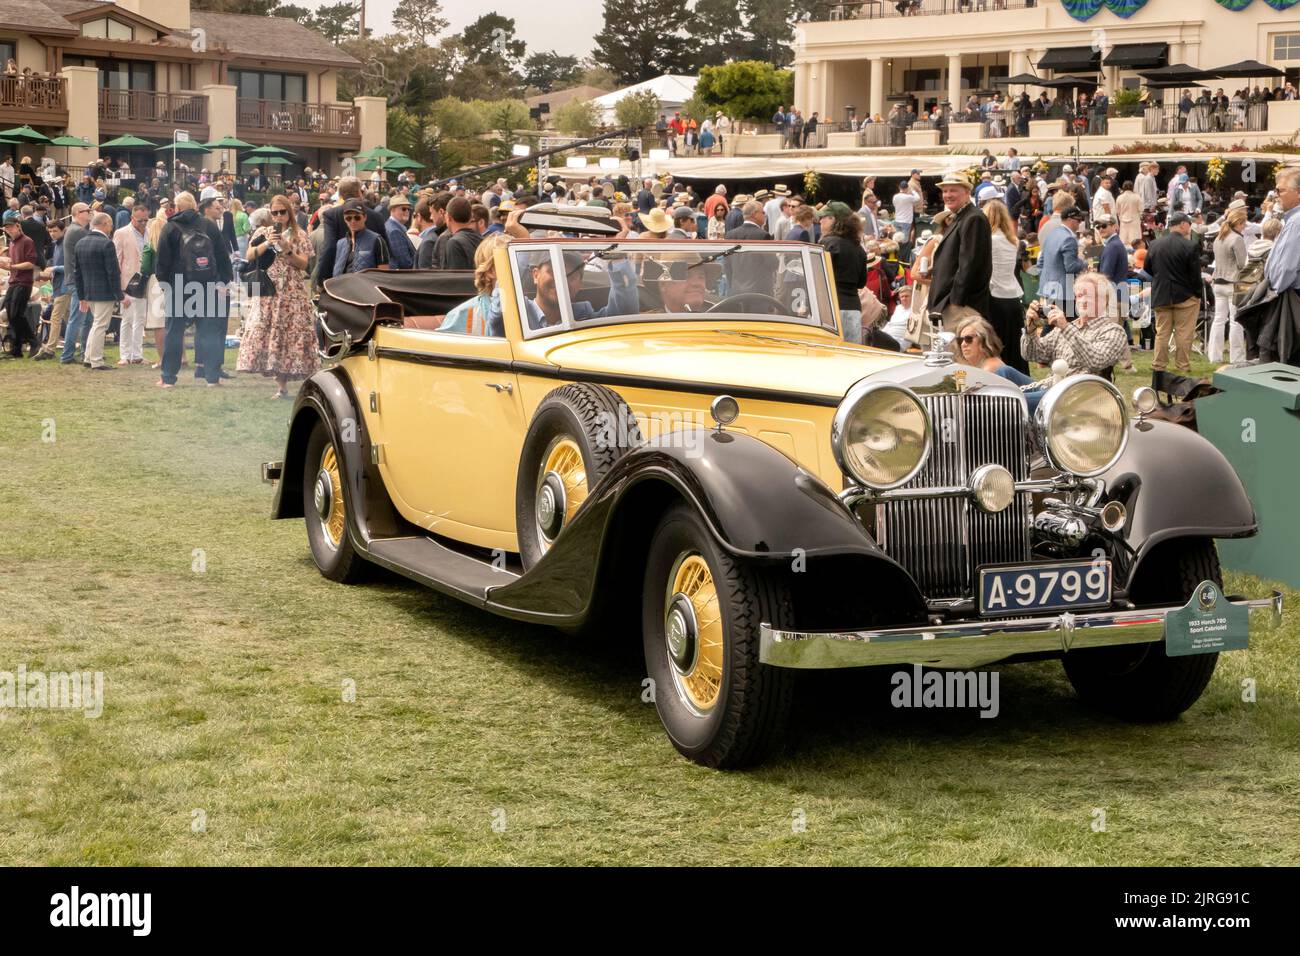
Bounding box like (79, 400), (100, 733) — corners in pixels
(928, 171), (992, 326)
(723, 201), (772, 296)
(155, 191), (234, 387)
(1146, 212), (1203, 373)
(315, 177), (388, 283)
(72, 212), (121, 371)
(439, 196), (481, 270)
(18, 204), (51, 268)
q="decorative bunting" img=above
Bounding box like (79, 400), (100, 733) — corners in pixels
(1061, 0), (1104, 19)
(1104, 0), (1149, 16)
(1261, 0), (1299, 10)
(1213, 0), (1255, 9)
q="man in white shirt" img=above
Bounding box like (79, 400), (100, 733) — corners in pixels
(1091, 175), (1115, 221)
(858, 190), (881, 238)
(891, 181), (918, 247)
(763, 185), (790, 238)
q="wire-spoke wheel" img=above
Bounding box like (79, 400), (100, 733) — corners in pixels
(516, 384), (640, 569)
(643, 503), (794, 768)
(303, 419), (367, 583)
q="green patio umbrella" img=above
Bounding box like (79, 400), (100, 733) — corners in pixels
(99, 134), (157, 149)
(155, 141), (211, 154)
(354, 146), (407, 161)
(242, 155), (292, 165)
(0, 125), (51, 143)
(50, 135), (93, 148)
(203, 135), (255, 149)
(379, 156), (423, 170)
(245, 144), (296, 157)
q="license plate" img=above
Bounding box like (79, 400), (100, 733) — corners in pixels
(979, 560), (1112, 617)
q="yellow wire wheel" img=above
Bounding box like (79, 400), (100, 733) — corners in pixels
(315, 444), (346, 550)
(664, 552), (725, 713)
(535, 436), (589, 550)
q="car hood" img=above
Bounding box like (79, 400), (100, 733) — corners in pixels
(534, 323), (919, 402)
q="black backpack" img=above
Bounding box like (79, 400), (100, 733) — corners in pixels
(179, 222), (216, 281)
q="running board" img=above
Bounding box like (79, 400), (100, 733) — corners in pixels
(366, 536), (519, 605)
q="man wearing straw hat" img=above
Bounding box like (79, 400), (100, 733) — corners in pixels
(928, 170), (992, 331)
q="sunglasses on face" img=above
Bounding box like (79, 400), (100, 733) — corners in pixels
(343, 213), (363, 222)
(957, 334), (980, 345)
(272, 209), (290, 216)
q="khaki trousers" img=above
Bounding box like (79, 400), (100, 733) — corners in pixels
(1152, 296), (1199, 373)
(83, 300), (116, 368)
(45, 293), (71, 351)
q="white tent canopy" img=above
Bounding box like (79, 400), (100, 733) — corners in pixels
(593, 75), (698, 124)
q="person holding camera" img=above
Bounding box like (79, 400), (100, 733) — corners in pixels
(1022, 271), (1128, 379)
(236, 193), (318, 399)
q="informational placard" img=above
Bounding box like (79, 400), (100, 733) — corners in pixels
(1165, 581), (1249, 657)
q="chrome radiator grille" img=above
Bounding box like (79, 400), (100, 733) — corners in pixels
(876, 392), (1032, 599)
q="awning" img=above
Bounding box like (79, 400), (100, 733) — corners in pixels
(1103, 43), (1168, 69)
(1038, 47), (1102, 72)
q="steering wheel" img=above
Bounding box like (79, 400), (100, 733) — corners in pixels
(707, 293), (788, 315)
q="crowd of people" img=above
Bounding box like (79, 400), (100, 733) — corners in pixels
(2, 148), (1298, 390)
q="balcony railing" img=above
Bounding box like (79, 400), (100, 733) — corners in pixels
(0, 74), (67, 112)
(236, 99), (359, 137)
(820, 0), (1035, 20)
(99, 88), (207, 125)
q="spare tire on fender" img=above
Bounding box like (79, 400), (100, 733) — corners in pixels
(516, 383), (642, 569)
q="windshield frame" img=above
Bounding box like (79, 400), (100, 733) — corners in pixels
(506, 240), (839, 340)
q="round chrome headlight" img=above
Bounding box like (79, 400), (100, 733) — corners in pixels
(1035, 375), (1130, 478)
(832, 383), (932, 490)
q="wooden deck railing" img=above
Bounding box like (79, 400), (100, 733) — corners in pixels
(236, 98), (359, 137)
(0, 74), (67, 112)
(99, 88), (208, 125)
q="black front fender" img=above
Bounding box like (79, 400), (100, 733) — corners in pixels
(1100, 418), (1257, 588)
(488, 428), (925, 626)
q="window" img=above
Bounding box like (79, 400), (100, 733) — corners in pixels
(81, 17), (135, 41)
(903, 69), (940, 91)
(231, 69), (307, 103)
(0, 40), (15, 67)
(1274, 34), (1300, 61)
(68, 56), (153, 90)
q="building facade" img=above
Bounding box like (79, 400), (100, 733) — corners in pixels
(0, 0), (385, 176)
(796, 0), (1300, 122)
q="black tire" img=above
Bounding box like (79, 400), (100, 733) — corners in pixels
(642, 503), (795, 768)
(303, 418), (368, 583)
(1063, 538), (1221, 721)
(516, 383), (640, 569)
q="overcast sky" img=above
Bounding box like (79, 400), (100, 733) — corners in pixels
(356, 0), (604, 59)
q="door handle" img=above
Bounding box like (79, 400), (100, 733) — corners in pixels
(484, 382), (513, 394)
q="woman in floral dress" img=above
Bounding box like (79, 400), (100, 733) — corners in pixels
(237, 193), (320, 397)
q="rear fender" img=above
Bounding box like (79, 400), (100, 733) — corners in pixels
(271, 367), (401, 545)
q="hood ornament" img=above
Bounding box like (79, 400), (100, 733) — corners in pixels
(923, 311), (955, 367)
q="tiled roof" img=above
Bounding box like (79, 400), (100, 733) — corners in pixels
(0, 1), (81, 36)
(189, 10), (361, 68)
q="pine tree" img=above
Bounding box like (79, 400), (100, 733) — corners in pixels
(593, 0), (688, 86)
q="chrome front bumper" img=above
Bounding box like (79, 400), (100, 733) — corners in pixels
(760, 592), (1284, 670)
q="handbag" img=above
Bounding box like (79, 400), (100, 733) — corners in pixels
(125, 272), (147, 298)
(240, 232), (277, 298)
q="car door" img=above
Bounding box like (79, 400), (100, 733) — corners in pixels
(370, 325), (524, 553)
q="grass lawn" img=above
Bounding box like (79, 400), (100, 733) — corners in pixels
(0, 342), (1296, 866)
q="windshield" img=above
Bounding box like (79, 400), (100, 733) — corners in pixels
(508, 242), (838, 338)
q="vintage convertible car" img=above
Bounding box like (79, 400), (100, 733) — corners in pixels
(263, 226), (1281, 767)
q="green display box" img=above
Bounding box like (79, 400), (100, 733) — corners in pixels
(1196, 363), (1300, 588)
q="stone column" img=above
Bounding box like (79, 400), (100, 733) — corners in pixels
(60, 66), (99, 169)
(355, 95), (388, 153)
(201, 83), (236, 174)
(870, 56), (885, 120)
(947, 52), (962, 111)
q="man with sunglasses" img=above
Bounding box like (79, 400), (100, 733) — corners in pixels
(315, 177), (388, 283)
(522, 246), (639, 331)
(332, 198), (389, 276)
